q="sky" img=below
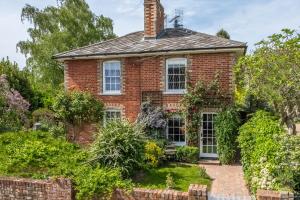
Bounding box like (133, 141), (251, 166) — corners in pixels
(0, 0), (299, 68)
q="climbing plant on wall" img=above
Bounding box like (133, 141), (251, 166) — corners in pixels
(181, 74), (229, 147)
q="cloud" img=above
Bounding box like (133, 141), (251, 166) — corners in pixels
(1, 0), (300, 68)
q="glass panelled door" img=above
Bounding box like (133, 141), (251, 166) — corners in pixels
(200, 113), (218, 158)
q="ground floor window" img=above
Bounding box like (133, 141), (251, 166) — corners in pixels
(201, 113), (217, 156)
(104, 109), (121, 124)
(167, 115), (185, 144)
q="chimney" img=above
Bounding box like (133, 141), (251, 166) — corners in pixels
(144, 0), (165, 39)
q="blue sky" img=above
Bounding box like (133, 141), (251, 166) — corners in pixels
(0, 0), (299, 68)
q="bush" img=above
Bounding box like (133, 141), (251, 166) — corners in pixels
(137, 101), (167, 139)
(90, 120), (146, 177)
(175, 146), (199, 164)
(52, 91), (104, 141)
(238, 111), (300, 193)
(0, 131), (131, 200)
(0, 75), (30, 132)
(215, 107), (240, 164)
(144, 141), (164, 168)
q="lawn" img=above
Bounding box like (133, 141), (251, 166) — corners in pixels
(133, 163), (212, 191)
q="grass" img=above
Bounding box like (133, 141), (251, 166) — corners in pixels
(133, 163), (212, 191)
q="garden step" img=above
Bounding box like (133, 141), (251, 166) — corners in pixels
(165, 149), (176, 155)
(198, 159), (221, 165)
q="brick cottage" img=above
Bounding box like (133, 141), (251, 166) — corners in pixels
(54, 0), (247, 158)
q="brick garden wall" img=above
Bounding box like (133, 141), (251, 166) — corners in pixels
(256, 189), (294, 200)
(112, 184), (207, 200)
(0, 177), (73, 200)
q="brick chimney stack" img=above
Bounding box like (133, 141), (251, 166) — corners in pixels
(144, 0), (165, 39)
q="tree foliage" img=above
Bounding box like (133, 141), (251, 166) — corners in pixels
(216, 28), (230, 39)
(17, 0), (116, 89)
(235, 29), (300, 134)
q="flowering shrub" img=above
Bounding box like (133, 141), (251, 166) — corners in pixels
(137, 101), (167, 139)
(238, 111), (300, 193)
(144, 141), (164, 168)
(0, 74), (30, 132)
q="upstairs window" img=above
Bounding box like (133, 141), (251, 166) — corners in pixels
(166, 58), (187, 93)
(103, 61), (121, 94)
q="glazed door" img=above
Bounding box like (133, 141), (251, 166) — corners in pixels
(200, 113), (218, 158)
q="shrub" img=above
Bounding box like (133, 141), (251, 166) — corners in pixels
(238, 111), (300, 193)
(0, 131), (131, 200)
(0, 75), (30, 132)
(137, 101), (167, 139)
(90, 120), (146, 177)
(175, 146), (199, 164)
(144, 141), (165, 168)
(52, 91), (104, 141)
(215, 107), (240, 164)
(166, 173), (175, 189)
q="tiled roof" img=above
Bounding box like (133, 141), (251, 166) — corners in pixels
(54, 28), (247, 59)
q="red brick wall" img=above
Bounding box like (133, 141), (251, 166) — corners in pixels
(112, 184), (207, 200)
(144, 0), (165, 38)
(65, 53), (236, 121)
(0, 177), (73, 200)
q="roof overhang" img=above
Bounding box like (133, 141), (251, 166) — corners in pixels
(54, 46), (247, 62)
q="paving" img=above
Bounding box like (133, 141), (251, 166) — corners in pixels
(200, 164), (252, 199)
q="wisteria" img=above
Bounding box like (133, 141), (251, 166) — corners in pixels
(0, 74), (30, 130)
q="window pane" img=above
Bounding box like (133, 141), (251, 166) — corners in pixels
(104, 61), (121, 93)
(167, 59), (186, 91)
(167, 116), (185, 143)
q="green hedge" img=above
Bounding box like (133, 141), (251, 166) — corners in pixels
(0, 131), (131, 199)
(215, 107), (240, 164)
(175, 146), (199, 164)
(238, 111), (300, 193)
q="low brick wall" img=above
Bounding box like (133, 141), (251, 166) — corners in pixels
(0, 177), (73, 200)
(112, 184), (207, 200)
(256, 189), (294, 200)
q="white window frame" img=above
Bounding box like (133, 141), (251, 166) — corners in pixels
(166, 114), (186, 146)
(102, 60), (121, 95)
(103, 109), (122, 125)
(165, 58), (187, 94)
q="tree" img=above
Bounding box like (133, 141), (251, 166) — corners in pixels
(17, 0), (116, 90)
(235, 29), (300, 134)
(216, 28), (230, 39)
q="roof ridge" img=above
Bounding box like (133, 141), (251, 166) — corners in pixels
(194, 31), (247, 45)
(54, 31), (144, 57)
